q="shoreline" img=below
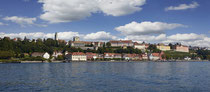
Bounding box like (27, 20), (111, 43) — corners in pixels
(13, 60), (210, 63)
(0, 60), (209, 64)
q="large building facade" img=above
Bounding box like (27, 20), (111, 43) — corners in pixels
(66, 52), (87, 61)
(109, 40), (134, 47)
(174, 45), (189, 53)
(157, 44), (171, 51)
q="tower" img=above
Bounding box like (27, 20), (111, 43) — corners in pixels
(55, 32), (58, 41)
(73, 36), (80, 41)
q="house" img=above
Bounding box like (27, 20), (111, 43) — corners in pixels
(109, 40), (134, 47)
(123, 54), (142, 61)
(52, 51), (63, 58)
(173, 45), (189, 53)
(114, 53), (122, 59)
(86, 52), (98, 60)
(134, 42), (149, 51)
(104, 53), (122, 59)
(156, 44), (171, 51)
(149, 52), (164, 61)
(65, 52), (87, 61)
(149, 53), (161, 61)
(142, 53), (148, 60)
(104, 53), (115, 59)
(31, 52), (50, 59)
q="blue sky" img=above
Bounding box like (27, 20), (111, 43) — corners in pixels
(0, 0), (209, 47)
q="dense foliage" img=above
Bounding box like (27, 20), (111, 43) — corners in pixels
(163, 51), (191, 60)
(196, 49), (210, 60)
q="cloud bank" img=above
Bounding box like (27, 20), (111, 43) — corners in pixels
(38, 0), (146, 23)
(0, 31), (210, 47)
(0, 31), (117, 41)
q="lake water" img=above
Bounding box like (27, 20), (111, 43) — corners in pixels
(0, 62), (210, 92)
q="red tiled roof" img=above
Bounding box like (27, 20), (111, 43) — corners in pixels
(70, 52), (86, 55)
(104, 53), (115, 56)
(86, 52), (97, 56)
(152, 53), (160, 57)
(124, 54), (140, 57)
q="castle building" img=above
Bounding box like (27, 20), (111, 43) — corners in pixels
(109, 40), (134, 47)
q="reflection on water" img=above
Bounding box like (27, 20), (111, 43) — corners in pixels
(0, 62), (210, 92)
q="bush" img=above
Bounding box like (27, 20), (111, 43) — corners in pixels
(21, 56), (46, 61)
(56, 55), (64, 60)
(0, 51), (15, 59)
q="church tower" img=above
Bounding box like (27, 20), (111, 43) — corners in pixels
(55, 32), (58, 41)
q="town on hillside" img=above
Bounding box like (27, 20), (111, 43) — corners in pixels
(0, 32), (210, 62)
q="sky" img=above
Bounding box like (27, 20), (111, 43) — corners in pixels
(0, 0), (210, 47)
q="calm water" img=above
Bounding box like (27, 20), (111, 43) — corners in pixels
(0, 62), (210, 92)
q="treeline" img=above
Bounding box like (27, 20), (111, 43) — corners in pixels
(196, 49), (210, 60)
(0, 37), (65, 59)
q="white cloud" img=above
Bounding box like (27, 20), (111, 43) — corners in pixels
(165, 2), (199, 11)
(38, 0), (146, 23)
(124, 34), (167, 43)
(167, 33), (205, 41)
(3, 16), (47, 27)
(163, 33), (210, 47)
(115, 21), (186, 35)
(0, 22), (8, 26)
(98, 0), (146, 16)
(122, 33), (210, 47)
(84, 31), (117, 41)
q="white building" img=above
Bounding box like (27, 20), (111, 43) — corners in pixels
(66, 52), (87, 61)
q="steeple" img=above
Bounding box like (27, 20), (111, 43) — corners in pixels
(55, 32), (58, 41)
